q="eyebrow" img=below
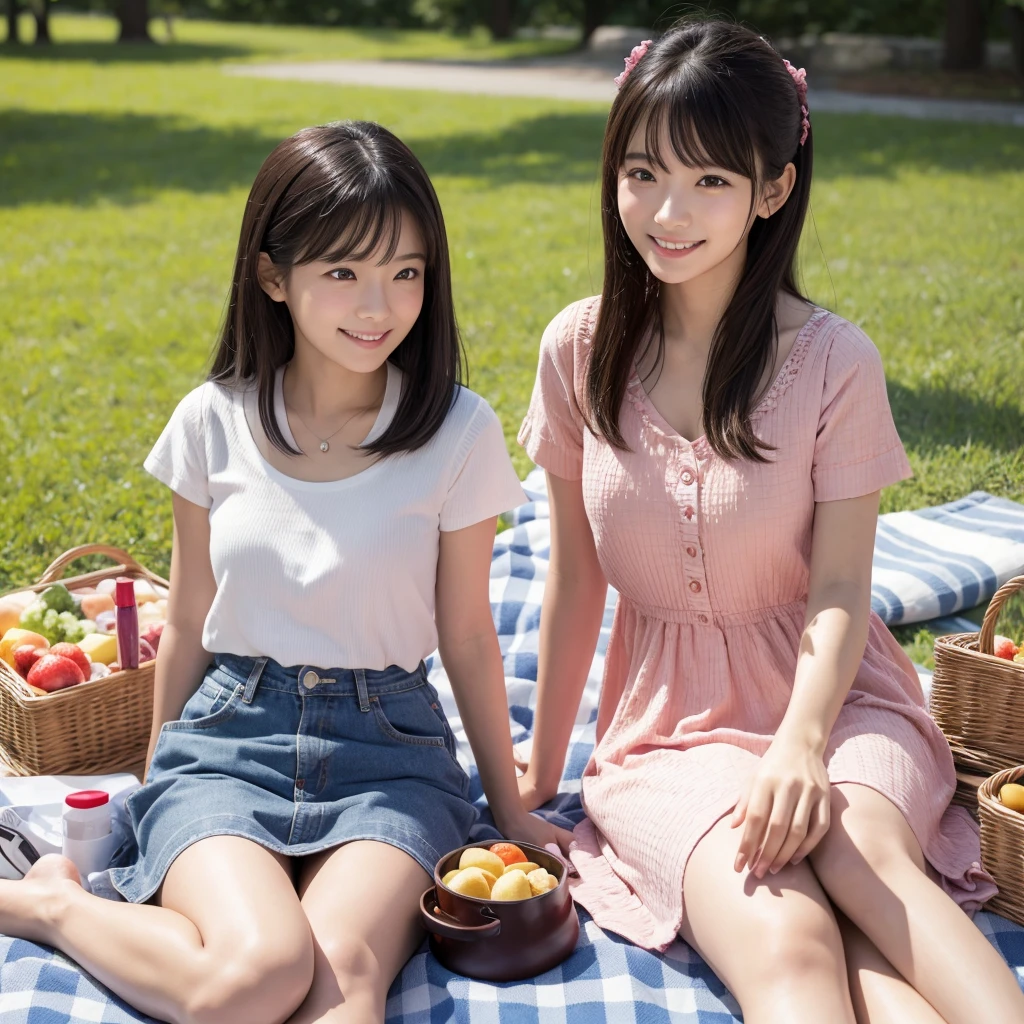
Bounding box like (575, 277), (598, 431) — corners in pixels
(396, 251), (427, 261)
(624, 152), (650, 161)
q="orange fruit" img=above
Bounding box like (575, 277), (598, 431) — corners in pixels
(0, 628), (49, 667)
(489, 842), (528, 866)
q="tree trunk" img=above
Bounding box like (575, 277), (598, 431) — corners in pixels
(32, 0), (49, 44)
(1008, 6), (1024, 79)
(6, 0), (20, 44)
(941, 0), (988, 71)
(117, 0), (152, 42)
(581, 0), (610, 45)
(489, 0), (513, 40)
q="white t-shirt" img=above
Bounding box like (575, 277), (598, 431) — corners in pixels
(144, 363), (526, 671)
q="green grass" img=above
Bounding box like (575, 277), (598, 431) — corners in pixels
(2, 14), (1023, 674)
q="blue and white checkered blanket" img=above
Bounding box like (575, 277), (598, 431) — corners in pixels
(3, 472), (1024, 1023)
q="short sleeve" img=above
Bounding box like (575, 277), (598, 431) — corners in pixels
(143, 384), (212, 508)
(440, 399), (527, 532)
(517, 301), (589, 480)
(812, 324), (912, 502)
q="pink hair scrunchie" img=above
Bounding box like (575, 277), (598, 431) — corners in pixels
(783, 58), (810, 146)
(614, 39), (652, 89)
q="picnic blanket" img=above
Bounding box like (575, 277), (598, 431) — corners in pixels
(3, 473), (1024, 1023)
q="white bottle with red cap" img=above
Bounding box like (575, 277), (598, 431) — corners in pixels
(62, 789), (116, 883)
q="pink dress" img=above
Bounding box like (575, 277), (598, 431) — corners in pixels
(518, 296), (996, 952)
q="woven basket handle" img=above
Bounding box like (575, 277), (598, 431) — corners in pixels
(978, 575), (1024, 656)
(35, 544), (168, 588)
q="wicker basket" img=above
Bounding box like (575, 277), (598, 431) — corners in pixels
(0, 544), (167, 778)
(931, 575), (1024, 777)
(979, 766), (1024, 927)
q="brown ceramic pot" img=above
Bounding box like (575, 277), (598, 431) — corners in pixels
(420, 840), (580, 981)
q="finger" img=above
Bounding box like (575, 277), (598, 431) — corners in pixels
(730, 787), (750, 829)
(735, 787), (772, 872)
(753, 788), (800, 878)
(769, 791), (813, 874)
(790, 798), (832, 865)
(512, 746), (530, 773)
(544, 840), (579, 878)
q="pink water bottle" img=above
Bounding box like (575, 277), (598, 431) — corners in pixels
(115, 578), (139, 670)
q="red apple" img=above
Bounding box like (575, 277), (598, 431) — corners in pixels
(13, 644), (45, 678)
(141, 623), (163, 655)
(27, 654), (85, 692)
(49, 642), (91, 680)
(994, 636), (1020, 661)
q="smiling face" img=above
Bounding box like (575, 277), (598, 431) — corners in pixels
(617, 122), (793, 289)
(257, 213), (426, 374)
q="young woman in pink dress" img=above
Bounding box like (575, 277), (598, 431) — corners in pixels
(517, 20), (1024, 1024)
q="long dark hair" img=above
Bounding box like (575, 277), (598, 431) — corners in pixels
(209, 120), (464, 457)
(587, 20), (813, 461)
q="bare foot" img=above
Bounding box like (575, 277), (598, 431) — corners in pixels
(0, 854), (82, 943)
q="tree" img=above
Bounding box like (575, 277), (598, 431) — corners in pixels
(941, 0), (988, 70)
(32, 0), (50, 44)
(117, 0), (152, 42)
(5, 0), (19, 43)
(489, 0), (513, 39)
(582, 0), (610, 45)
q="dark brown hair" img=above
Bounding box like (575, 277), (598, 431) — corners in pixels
(587, 19), (813, 461)
(209, 120), (463, 457)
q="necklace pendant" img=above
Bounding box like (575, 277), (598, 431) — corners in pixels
(319, 441), (329, 453)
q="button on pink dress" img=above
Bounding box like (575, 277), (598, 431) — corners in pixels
(518, 296), (996, 952)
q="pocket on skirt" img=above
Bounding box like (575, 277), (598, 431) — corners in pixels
(371, 686), (448, 749)
(163, 676), (244, 733)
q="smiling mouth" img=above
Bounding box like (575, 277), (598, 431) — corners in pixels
(341, 328), (390, 346)
(650, 237), (705, 255)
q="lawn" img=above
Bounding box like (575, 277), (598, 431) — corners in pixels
(2, 15), (1023, 663)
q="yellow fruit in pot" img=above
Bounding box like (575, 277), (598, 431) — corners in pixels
(458, 848), (505, 878)
(77, 632), (118, 666)
(0, 629), (49, 667)
(999, 784), (1024, 813)
(503, 861), (540, 875)
(526, 869), (558, 896)
(446, 868), (492, 899)
(490, 871), (532, 901)
(441, 869), (460, 886)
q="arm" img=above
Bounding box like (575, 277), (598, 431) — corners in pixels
(734, 490), (879, 877)
(145, 491), (217, 773)
(518, 471), (607, 809)
(435, 516), (574, 852)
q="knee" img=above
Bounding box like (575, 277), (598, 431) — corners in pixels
(747, 912), (845, 993)
(317, 932), (384, 999)
(184, 936), (315, 1024)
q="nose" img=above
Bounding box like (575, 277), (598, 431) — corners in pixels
(653, 186), (692, 230)
(354, 282), (390, 322)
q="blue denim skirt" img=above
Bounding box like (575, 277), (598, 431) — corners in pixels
(109, 653), (477, 904)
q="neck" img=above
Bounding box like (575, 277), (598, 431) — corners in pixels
(284, 337), (387, 422)
(659, 237), (747, 352)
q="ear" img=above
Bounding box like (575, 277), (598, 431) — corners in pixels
(756, 163), (797, 219)
(257, 252), (288, 303)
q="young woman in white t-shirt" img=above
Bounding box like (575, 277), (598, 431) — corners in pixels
(0, 121), (573, 1024)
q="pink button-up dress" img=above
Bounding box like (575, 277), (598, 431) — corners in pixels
(518, 296), (995, 952)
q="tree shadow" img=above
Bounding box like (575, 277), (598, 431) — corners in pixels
(887, 380), (1024, 455)
(0, 110), (277, 207)
(0, 40), (249, 63)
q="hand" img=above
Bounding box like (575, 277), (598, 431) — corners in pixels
(496, 808), (578, 876)
(513, 747), (559, 813)
(731, 736), (831, 879)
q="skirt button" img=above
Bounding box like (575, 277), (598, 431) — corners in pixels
(304, 670), (320, 688)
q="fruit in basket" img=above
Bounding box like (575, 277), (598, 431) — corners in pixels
(0, 628), (49, 667)
(13, 644), (46, 678)
(50, 642), (91, 678)
(142, 623), (164, 655)
(490, 870), (533, 901)
(27, 653), (85, 692)
(0, 592), (36, 634)
(488, 842), (528, 866)
(39, 584), (78, 616)
(458, 847), (506, 878)
(19, 603), (96, 645)
(503, 861), (540, 876)
(993, 636), (1020, 660)
(999, 784), (1024, 813)
(139, 638), (157, 663)
(446, 867), (493, 899)
(79, 593), (115, 620)
(526, 868), (558, 896)
(1015, 651), (1024, 664)
(78, 632), (118, 665)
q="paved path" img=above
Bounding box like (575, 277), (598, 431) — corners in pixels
(226, 57), (1024, 126)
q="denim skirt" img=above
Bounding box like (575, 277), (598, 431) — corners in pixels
(109, 653), (477, 904)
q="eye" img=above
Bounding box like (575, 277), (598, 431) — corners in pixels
(328, 268), (355, 280)
(626, 167), (656, 183)
(395, 267), (419, 280)
(697, 175), (729, 188)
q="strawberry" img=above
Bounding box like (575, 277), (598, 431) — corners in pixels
(49, 642), (91, 679)
(12, 644), (45, 678)
(141, 623), (163, 655)
(27, 654), (85, 692)
(993, 636), (1020, 660)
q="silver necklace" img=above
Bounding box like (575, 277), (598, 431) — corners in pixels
(283, 367), (384, 454)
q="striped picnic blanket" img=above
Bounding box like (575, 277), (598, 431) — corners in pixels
(2, 474), (1023, 1023)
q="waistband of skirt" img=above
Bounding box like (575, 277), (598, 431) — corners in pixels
(212, 652), (429, 696)
(624, 598), (807, 627)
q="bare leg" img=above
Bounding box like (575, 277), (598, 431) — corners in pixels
(285, 840), (430, 1024)
(837, 911), (948, 1024)
(810, 783), (1024, 1024)
(0, 837), (314, 1024)
(680, 816), (856, 1024)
